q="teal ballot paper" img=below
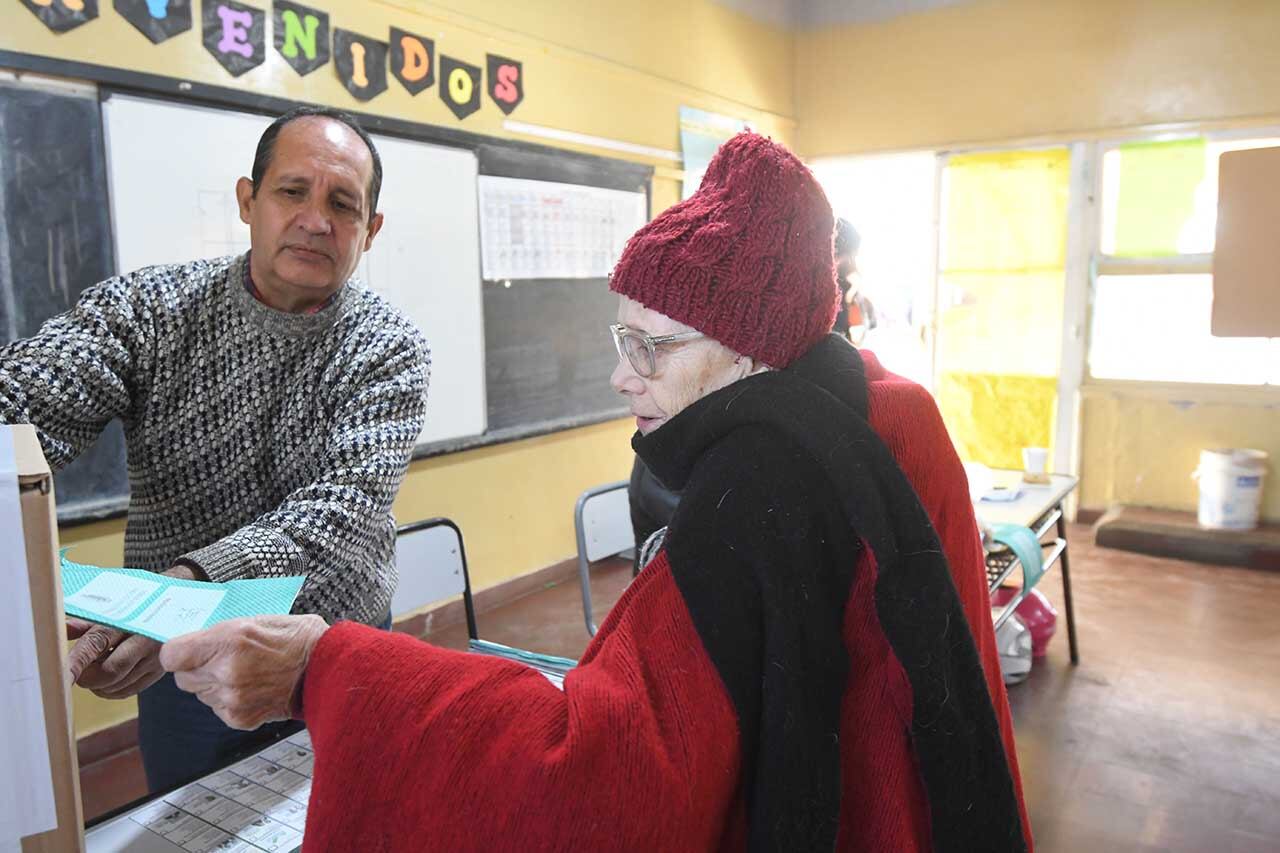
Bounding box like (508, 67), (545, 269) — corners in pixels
(61, 554), (306, 642)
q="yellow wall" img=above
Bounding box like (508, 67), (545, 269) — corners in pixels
(409, 0), (795, 121)
(4, 0), (795, 210)
(9, 0), (795, 739)
(1079, 386), (1280, 520)
(794, 0), (1280, 158)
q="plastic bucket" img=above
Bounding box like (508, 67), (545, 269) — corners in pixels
(1193, 449), (1269, 530)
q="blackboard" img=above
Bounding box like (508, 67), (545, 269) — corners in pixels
(0, 82), (127, 524)
(476, 144), (650, 434)
(483, 278), (627, 431)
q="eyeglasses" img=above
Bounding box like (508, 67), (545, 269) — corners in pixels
(610, 323), (705, 378)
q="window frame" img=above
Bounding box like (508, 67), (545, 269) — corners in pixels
(1082, 126), (1280, 392)
(811, 125), (1280, 487)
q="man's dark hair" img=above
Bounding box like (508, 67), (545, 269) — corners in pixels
(251, 106), (383, 220)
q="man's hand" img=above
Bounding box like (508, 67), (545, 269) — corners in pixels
(160, 615), (330, 731)
(70, 623), (163, 699)
(66, 563), (206, 700)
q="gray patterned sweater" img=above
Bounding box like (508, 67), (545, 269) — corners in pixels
(0, 254), (430, 624)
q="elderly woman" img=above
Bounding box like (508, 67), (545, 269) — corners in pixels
(161, 133), (1032, 852)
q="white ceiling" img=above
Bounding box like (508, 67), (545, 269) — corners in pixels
(713, 0), (973, 29)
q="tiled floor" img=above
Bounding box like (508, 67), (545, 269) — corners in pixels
(81, 527), (1280, 851)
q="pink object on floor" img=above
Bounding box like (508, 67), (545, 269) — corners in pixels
(992, 586), (1058, 658)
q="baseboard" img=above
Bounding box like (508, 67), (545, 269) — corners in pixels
(392, 555), (580, 638)
(1094, 505), (1280, 571)
(77, 556), (586, 766)
(1075, 507), (1106, 526)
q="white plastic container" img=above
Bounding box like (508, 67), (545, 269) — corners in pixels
(1194, 449), (1269, 530)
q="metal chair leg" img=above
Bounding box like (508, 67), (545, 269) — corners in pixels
(1056, 509), (1080, 665)
(578, 555), (597, 637)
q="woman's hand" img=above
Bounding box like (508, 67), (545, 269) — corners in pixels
(159, 615), (330, 730)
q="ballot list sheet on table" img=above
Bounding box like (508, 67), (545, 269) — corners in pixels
(122, 730), (316, 853)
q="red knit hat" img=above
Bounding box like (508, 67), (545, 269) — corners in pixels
(610, 131), (838, 368)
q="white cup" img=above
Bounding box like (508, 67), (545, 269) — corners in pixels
(1022, 447), (1049, 476)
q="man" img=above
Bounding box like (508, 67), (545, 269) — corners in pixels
(0, 106), (430, 790)
(831, 218), (877, 344)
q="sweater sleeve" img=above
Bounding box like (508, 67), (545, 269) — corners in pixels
(299, 559), (741, 853)
(181, 328), (430, 621)
(0, 275), (150, 469)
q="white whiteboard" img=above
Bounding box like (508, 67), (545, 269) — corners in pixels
(102, 93), (486, 446)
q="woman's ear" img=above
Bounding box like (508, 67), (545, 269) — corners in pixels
(735, 356), (770, 379)
(727, 348), (770, 380)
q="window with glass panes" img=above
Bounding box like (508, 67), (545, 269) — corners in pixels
(1090, 133), (1280, 385)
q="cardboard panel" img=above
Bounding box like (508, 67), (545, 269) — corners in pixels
(13, 426), (84, 853)
(1213, 146), (1280, 337)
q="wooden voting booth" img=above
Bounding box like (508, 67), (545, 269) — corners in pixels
(8, 425), (84, 852)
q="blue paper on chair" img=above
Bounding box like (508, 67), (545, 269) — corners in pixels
(468, 638), (576, 688)
(990, 523), (1046, 590)
(61, 554), (305, 642)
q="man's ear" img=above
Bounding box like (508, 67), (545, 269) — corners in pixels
(235, 177), (255, 226)
(363, 211), (385, 252)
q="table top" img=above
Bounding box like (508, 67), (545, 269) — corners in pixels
(973, 471), (1079, 529)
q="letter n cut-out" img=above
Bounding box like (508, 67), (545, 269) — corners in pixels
(115, 0), (192, 44)
(273, 0), (329, 76)
(202, 0), (266, 77)
(390, 27), (434, 96)
(486, 54), (524, 115)
(333, 29), (388, 102)
(439, 55), (482, 120)
(20, 0), (99, 33)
